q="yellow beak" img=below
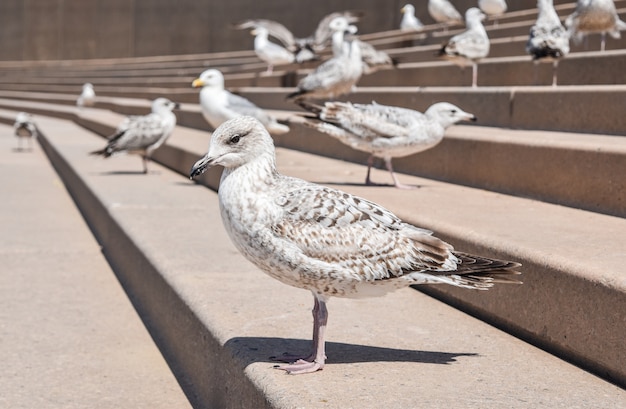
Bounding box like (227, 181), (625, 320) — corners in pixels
(191, 78), (204, 88)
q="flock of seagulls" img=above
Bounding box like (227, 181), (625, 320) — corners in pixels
(12, 0), (626, 375)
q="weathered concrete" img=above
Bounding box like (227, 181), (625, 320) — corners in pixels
(32, 113), (626, 408)
(0, 117), (190, 408)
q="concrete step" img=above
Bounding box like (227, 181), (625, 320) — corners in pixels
(0, 114), (191, 408)
(1, 93), (624, 219)
(30, 112), (626, 407)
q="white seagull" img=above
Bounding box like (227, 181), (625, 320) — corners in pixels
(565, 0), (626, 51)
(428, 0), (464, 31)
(286, 24), (363, 102)
(299, 101), (476, 189)
(189, 116), (522, 375)
(438, 7), (490, 87)
(527, 0), (571, 86)
(192, 69), (289, 135)
(77, 83), (96, 108)
(13, 112), (37, 150)
(251, 26), (295, 74)
(400, 4), (424, 32)
(90, 98), (178, 173)
(478, 0), (508, 25)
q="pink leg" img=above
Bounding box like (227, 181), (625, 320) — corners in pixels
(276, 296), (328, 375)
(471, 63), (478, 88)
(385, 158), (416, 189)
(552, 60), (559, 87)
(365, 155), (376, 186)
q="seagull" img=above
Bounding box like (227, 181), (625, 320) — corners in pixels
(527, 0), (571, 86)
(428, 0), (464, 32)
(330, 17), (396, 75)
(478, 0), (508, 26)
(286, 29), (363, 102)
(90, 98), (179, 173)
(400, 4), (424, 32)
(298, 101), (476, 189)
(251, 26), (295, 74)
(77, 83), (96, 108)
(13, 112), (37, 150)
(192, 69), (289, 135)
(565, 0), (626, 51)
(189, 116), (522, 375)
(234, 19), (316, 63)
(438, 7), (490, 87)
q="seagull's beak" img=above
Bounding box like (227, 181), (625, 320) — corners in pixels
(189, 154), (215, 179)
(173, 102), (181, 109)
(401, 6), (406, 13)
(465, 112), (478, 122)
(191, 78), (204, 88)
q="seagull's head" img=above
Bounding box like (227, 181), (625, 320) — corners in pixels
(401, 4), (415, 14)
(190, 116), (275, 178)
(329, 17), (350, 33)
(465, 7), (486, 23)
(425, 102), (477, 128)
(151, 98), (180, 114)
(192, 69), (225, 89)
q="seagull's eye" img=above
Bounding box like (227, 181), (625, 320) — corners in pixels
(229, 134), (242, 144)
(450, 109), (457, 114)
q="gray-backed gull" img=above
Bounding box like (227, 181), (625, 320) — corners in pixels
(251, 26), (295, 74)
(299, 101), (476, 189)
(527, 0), (570, 86)
(192, 69), (289, 135)
(189, 116), (521, 375)
(566, 0), (626, 51)
(400, 4), (424, 32)
(478, 0), (508, 25)
(13, 112), (37, 150)
(438, 7), (490, 87)
(90, 98), (178, 173)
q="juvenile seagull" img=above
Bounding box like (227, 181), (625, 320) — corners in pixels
(13, 112), (37, 150)
(565, 0), (626, 51)
(77, 83), (96, 108)
(286, 31), (362, 101)
(527, 0), (570, 86)
(90, 98), (178, 173)
(478, 0), (508, 26)
(400, 4), (424, 32)
(251, 26), (295, 74)
(299, 101), (476, 189)
(189, 116), (521, 375)
(428, 0), (464, 32)
(438, 7), (490, 87)
(192, 69), (289, 135)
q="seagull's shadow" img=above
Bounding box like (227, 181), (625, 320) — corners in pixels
(225, 337), (477, 367)
(96, 170), (150, 176)
(313, 180), (431, 189)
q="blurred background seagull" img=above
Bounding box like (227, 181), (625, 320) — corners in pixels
(192, 69), (289, 135)
(566, 0), (626, 51)
(438, 7), (490, 87)
(77, 83), (96, 108)
(189, 116), (521, 374)
(90, 98), (179, 173)
(400, 4), (424, 32)
(299, 101), (477, 189)
(478, 0), (508, 26)
(13, 112), (37, 151)
(428, 0), (464, 32)
(527, 0), (570, 86)
(251, 26), (295, 74)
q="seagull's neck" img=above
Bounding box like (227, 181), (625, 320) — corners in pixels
(538, 0), (560, 24)
(221, 153), (278, 193)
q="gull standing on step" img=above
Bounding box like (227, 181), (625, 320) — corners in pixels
(90, 98), (179, 174)
(478, 0), (508, 26)
(298, 101), (476, 189)
(192, 69), (289, 135)
(400, 4), (424, 32)
(438, 7), (490, 87)
(286, 19), (363, 102)
(77, 83), (96, 108)
(428, 0), (464, 32)
(566, 0), (626, 51)
(13, 112), (37, 151)
(527, 0), (570, 86)
(251, 26), (295, 74)
(189, 116), (521, 375)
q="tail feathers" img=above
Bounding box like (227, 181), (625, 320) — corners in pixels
(432, 252), (522, 290)
(89, 147), (113, 157)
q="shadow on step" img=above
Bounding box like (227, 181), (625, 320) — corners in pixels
(226, 337), (477, 367)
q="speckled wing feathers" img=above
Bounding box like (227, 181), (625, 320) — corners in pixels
(111, 113), (168, 152)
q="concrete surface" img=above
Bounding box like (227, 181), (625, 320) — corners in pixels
(33, 114), (626, 408)
(0, 119), (190, 408)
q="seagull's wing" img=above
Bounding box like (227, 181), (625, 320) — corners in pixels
(108, 113), (167, 152)
(272, 182), (456, 281)
(234, 19), (296, 48)
(444, 29), (490, 59)
(312, 10), (363, 48)
(225, 92), (274, 123)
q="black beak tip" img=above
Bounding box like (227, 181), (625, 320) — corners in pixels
(470, 116), (477, 122)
